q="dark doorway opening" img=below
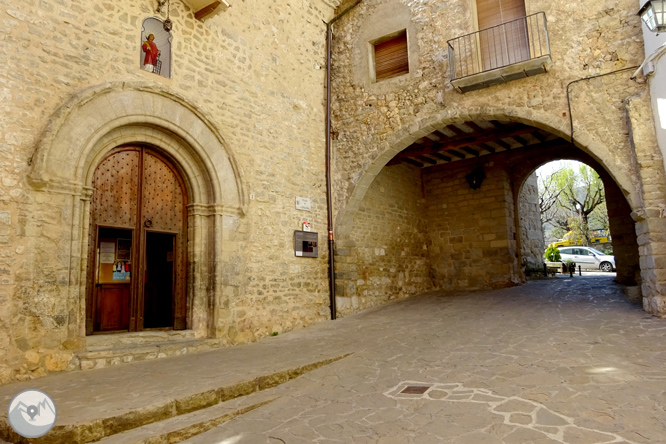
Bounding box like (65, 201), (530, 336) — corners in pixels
(144, 232), (176, 329)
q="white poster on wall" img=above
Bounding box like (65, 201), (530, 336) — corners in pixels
(100, 242), (116, 264)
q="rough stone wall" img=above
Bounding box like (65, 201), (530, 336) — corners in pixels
(330, 0), (664, 313)
(518, 173), (546, 269)
(335, 163), (431, 315)
(0, 0), (337, 384)
(424, 162), (520, 290)
(330, 0), (649, 220)
(604, 174), (641, 285)
(625, 91), (666, 314)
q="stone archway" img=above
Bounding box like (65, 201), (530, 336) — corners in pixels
(333, 108), (660, 316)
(336, 108), (641, 237)
(508, 147), (641, 287)
(29, 82), (247, 343)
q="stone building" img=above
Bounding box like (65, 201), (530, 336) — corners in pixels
(0, 0), (665, 384)
(637, 1), (666, 191)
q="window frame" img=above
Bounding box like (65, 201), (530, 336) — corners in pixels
(370, 29), (410, 83)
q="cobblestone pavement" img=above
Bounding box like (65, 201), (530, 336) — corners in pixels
(3, 274), (666, 443)
(181, 275), (665, 444)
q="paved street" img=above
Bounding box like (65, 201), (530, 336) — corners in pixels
(182, 275), (665, 444)
(3, 274), (666, 443)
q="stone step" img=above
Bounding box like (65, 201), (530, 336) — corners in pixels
(0, 354), (350, 444)
(77, 339), (222, 371)
(94, 390), (277, 444)
(86, 331), (197, 349)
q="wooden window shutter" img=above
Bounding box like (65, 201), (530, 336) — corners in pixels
(476, 0), (526, 29)
(477, 0), (503, 29)
(374, 30), (409, 81)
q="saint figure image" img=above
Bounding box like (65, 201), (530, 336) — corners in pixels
(142, 33), (160, 73)
(139, 18), (172, 78)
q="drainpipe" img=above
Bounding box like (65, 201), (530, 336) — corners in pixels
(566, 66), (639, 143)
(325, 0), (362, 321)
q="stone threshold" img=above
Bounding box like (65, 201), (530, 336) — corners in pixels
(0, 354), (352, 444)
(78, 332), (224, 371)
(86, 331), (198, 349)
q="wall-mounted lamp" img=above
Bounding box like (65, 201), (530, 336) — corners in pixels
(156, 0), (173, 32)
(638, 0), (666, 33)
(466, 167), (486, 190)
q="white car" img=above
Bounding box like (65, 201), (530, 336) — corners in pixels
(558, 246), (615, 272)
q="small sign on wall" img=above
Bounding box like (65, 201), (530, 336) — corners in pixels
(294, 231), (318, 258)
(303, 222), (311, 231)
(296, 197), (311, 211)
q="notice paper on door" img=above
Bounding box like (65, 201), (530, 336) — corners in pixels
(100, 242), (116, 264)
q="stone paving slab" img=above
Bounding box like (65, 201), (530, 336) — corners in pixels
(2, 274), (666, 443)
(180, 275), (665, 444)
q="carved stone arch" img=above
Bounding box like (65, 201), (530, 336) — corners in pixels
(29, 82), (247, 339)
(30, 81), (247, 213)
(336, 106), (642, 238)
(504, 145), (640, 286)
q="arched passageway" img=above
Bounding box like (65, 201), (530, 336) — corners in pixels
(512, 152), (640, 287)
(334, 118), (640, 315)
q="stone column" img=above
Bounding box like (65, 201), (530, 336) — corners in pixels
(625, 91), (666, 315)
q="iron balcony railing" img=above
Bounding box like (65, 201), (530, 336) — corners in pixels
(447, 12), (550, 81)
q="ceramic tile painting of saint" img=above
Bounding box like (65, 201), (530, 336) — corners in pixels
(140, 17), (172, 78)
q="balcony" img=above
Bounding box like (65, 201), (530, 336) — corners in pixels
(447, 12), (552, 93)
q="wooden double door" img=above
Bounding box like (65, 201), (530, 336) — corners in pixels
(86, 147), (187, 334)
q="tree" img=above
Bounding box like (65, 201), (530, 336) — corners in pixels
(589, 201), (609, 231)
(557, 163), (605, 228)
(537, 168), (567, 226)
(544, 246), (561, 262)
(537, 162), (606, 244)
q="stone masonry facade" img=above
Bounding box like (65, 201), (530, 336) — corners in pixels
(331, 0), (666, 315)
(519, 174), (546, 270)
(0, 0), (666, 386)
(424, 163), (520, 291)
(0, 0), (338, 384)
(335, 163), (430, 316)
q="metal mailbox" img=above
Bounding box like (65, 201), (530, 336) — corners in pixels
(294, 231), (318, 258)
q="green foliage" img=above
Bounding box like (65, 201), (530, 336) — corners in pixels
(271, 332), (279, 336)
(568, 215), (591, 246)
(538, 161), (607, 243)
(599, 245), (613, 255)
(545, 246), (561, 262)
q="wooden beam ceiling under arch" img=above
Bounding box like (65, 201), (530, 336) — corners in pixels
(386, 120), (568, 168)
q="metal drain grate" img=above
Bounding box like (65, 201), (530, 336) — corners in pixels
(401, 385), (430, 395)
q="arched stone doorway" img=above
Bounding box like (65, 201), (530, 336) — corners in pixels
(29, 82), (247, 343)
(86, 146), (188, 333)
